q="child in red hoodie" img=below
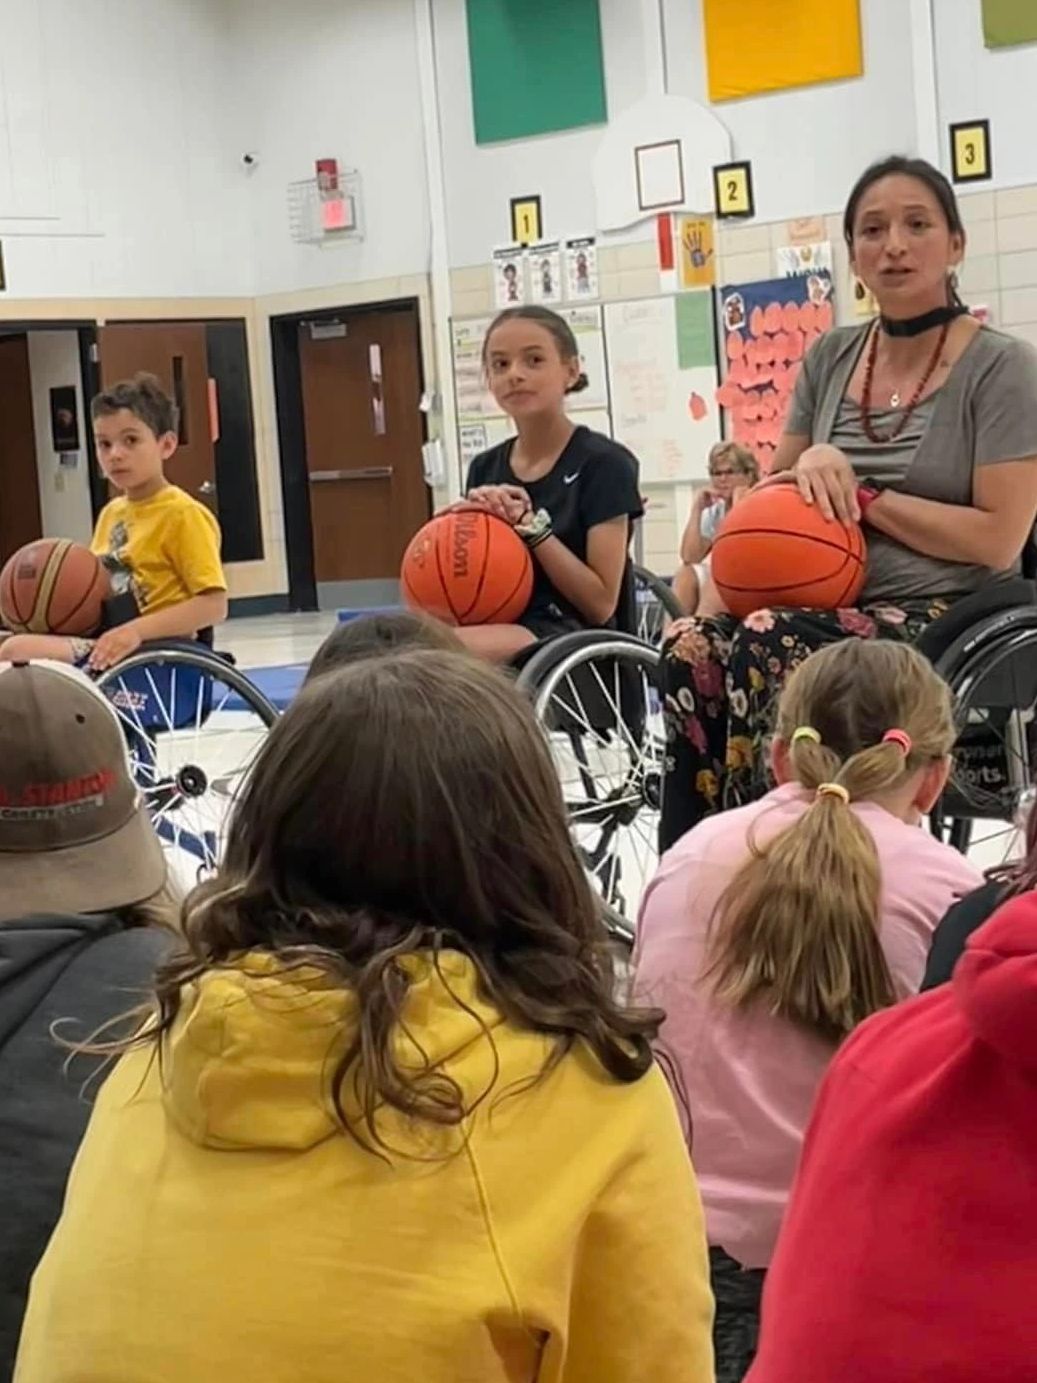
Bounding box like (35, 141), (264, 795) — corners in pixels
(747, 893), (1037, 1382)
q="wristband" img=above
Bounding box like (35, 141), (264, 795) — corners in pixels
(856, 482), (888, 522)
(515, 507), (553, 548)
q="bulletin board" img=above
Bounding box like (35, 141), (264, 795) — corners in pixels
(450, 305), (611, 475)
(715, 273), (833, 472)
(603, 293), (721, 484)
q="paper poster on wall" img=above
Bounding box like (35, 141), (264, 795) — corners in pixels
(564, 236), (599, 300)
(786, 216), (826, 245)
(716, 273), (833, 473)
(492, 246), (527, 308)
(776, 242), (833, 278)
(528, 240), (564, 305)
(678, 215), (716, 289)
(451, 316), (499, 419)
(604, 293), (720, 484)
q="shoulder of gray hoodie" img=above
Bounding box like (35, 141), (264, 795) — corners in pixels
(0, 913), (175, 1374)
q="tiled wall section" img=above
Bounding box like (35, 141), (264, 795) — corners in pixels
(448, 187), (1026, 575)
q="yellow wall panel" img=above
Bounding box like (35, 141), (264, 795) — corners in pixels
(704, 0), (863, 103)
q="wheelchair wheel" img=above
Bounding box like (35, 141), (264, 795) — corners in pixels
(96, 646), (279, 887)
(633, 565), (684, 645)
(518, 633), (663, 929)
(932, 624), (1037, 863)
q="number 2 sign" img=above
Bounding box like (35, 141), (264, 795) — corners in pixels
(713, 161), (755, 220)
(950, 119), (992, 184)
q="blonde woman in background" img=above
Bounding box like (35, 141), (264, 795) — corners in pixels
(673, 442), (759, 615)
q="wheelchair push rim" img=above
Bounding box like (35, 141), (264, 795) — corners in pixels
(524, 636), (663, 928)
(932, 627), (1037, 863)
(96, 648), (279, 885)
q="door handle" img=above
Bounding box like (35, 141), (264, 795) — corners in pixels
(198, 480), (215, 495)
(309, 467), (394, 482)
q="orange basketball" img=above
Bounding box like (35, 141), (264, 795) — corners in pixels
(711, 486), (866, 619)
(400, 510), (533, 626)
(0, 539), (111, 636)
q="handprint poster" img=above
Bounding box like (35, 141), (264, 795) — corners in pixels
(678, 215), (716, 289)
(715, 272), (833, 473)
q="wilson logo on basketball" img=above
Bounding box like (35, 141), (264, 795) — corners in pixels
(451, 512), (480, 579)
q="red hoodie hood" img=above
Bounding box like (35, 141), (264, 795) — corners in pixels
(954, 891), (1037, 1072)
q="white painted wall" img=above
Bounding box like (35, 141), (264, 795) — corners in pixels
(433, 0), (919, 268)
(25, 331), (94, 545)
(0, 0), (250, 299)
(432, 0), (651, 268)
(934, 5), (1037, 190)
(229, 0), (431, 295)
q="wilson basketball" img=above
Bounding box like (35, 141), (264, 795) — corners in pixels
(0, 539), (111, 636)
(711, 486), (866, 619)
(400, 510), (533, 626)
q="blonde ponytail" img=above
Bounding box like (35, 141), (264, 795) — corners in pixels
(705, 641), (956, 1044)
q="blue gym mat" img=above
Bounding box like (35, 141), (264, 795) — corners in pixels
(229, 662), (307, 712)
(227, 609), (404, 713)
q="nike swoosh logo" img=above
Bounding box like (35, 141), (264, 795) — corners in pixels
(563, 472), (578, 485)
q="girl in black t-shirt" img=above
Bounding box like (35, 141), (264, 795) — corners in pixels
(460, 306), (643, 663)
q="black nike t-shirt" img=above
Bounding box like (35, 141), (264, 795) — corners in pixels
(465, 426), (643, 625)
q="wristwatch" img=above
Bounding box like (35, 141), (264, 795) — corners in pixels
(857, 477), (891, 522)
(515, 507), (553, 548)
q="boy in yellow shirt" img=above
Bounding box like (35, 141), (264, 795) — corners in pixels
(2, 374), (227, 672)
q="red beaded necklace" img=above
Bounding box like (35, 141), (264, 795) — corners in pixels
(859, 320), (949, 444)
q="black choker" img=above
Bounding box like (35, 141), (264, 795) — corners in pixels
(880, 304), (969, 338)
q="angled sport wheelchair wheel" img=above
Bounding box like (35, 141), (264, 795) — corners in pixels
(931, 614), (1037, 860)
(95, 644), (279, 886)
(518, 632), (663, 929)
(633, 564), (684, 645)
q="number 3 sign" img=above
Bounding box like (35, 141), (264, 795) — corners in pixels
(950, 120), (992, 184)
(713, 161), (755, 220)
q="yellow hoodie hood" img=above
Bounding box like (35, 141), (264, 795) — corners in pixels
(163, 949), (506, 1153)
(17, 950), (713, 1383)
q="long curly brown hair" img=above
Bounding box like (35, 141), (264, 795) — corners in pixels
(126, 650), (662, 1149)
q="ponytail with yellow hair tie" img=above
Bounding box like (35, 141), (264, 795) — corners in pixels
(816, 783), (850, 804)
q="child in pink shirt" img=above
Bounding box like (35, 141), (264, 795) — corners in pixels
(635, 639), (981, 1383)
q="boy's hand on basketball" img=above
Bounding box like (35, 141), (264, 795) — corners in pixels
(88, 624), (143, 671)
(794, 445), (860, 523)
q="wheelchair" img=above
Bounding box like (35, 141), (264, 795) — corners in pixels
(95, 634), (279, 887)
(632, 563), (685, 645)
(514, 563), (670, 944)
(920, 567), (1037, 860)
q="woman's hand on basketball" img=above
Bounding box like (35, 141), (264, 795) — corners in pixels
(793, 444), (860, 523)
(88, 623), (143, 671)
(464, 485), (531, 526)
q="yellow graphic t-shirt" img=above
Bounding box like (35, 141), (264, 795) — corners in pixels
(91, 485), (226, 616)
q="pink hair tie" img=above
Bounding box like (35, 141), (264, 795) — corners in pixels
(883, 729), (912, 755)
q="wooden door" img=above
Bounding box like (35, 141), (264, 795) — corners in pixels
(0, 334), (43, 563)
(298, 305), (429, 585)
(96, 323), (216, 511)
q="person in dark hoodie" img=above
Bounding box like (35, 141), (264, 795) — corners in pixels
(745, 893), (1037, 1382)
(922, 790), (1037, 989)
(0, 659), (175, 1374)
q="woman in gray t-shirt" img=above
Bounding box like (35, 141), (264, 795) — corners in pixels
(661, 155), (1037, 850)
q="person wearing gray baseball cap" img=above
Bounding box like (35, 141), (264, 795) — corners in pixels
(0, 660), (176, 1375)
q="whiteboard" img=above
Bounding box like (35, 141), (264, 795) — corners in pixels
(451, 304), (610, 428)
(604, 295), (721, 484)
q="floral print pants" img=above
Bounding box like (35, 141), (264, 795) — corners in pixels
(659, 601), (948, 851)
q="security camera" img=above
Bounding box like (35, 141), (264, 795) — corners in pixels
(241, 152), (259, 169)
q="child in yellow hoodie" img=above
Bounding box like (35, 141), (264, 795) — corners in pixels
(16, 651), (713, 1383)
